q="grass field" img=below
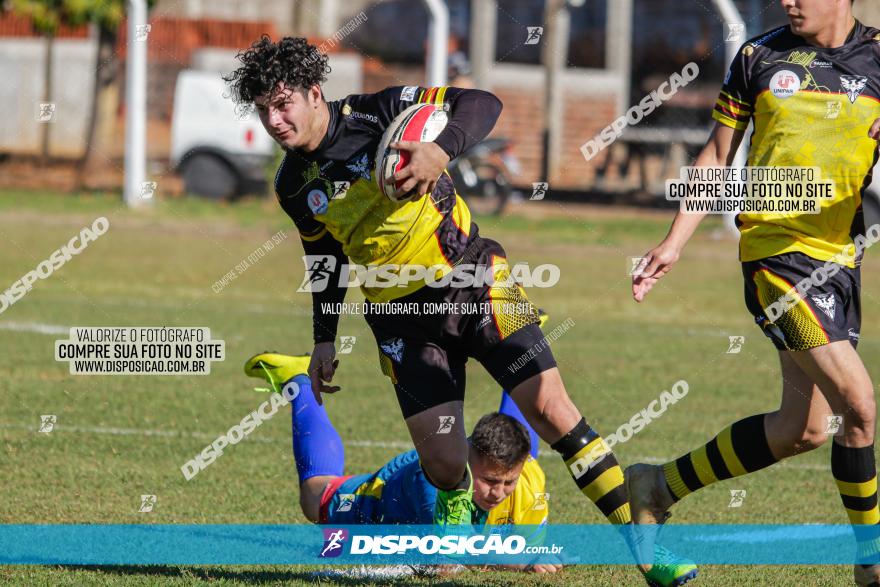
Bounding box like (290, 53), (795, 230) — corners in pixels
(1, 190), (877, 586)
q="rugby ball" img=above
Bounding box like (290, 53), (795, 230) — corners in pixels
(375, 103), (448, 202)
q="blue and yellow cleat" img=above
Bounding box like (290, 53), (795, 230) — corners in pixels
(243, 352), (311, 394)
(643, 544), (698, 587)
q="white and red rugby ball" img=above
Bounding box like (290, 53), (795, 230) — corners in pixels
(375, 103), (448, 202)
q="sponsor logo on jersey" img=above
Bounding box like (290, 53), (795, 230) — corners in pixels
(840, 75), (868, 104)
(307, 189), (329, 214)
(809, 59), (833, 69)
(350, 111), (378, 123)
(752, 26), (787, 47)
(770, 69), (801, 99)
(400, 86), (418, 101)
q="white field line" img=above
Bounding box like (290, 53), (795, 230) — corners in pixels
(0, 321), (69, 335)
(0, 321), (828, 472)
(0, 422), (413, 451)
(0, 422), (828, 470)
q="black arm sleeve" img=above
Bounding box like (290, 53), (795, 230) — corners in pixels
(432, 88), (503, 160)
(301, 232), (348, 345)
(343, 86), (503, 160)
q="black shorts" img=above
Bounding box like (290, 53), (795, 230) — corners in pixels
(364, 236), (556, 418)
(742, 252), (860, 351)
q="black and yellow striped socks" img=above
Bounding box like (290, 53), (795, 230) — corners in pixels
(832, 441), (880, 564)
(662, 414), (778, 502)
(551, 418), (631, 525)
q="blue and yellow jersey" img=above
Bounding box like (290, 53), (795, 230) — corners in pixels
(323, 449), (548, 531)
(713, 22), (880, 266)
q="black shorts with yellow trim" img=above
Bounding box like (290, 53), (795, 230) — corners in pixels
(364, 235), (555, 419)
(742, 252), (860, 352)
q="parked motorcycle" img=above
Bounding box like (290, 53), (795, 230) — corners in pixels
(447, 137), (520, 216)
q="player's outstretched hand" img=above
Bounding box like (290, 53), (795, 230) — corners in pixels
(869, 118), (880, 140)
(632, 241), (681, 303)
(390, 141), (449, 199)
(309, 342), (340, 404)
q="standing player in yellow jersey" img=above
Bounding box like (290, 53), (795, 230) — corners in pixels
(629, 1), (880, 584)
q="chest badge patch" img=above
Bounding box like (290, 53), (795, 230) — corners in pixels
(307, 189), (329, 214)
(770, 70), (801, 99)
(840, 75), (868, 104)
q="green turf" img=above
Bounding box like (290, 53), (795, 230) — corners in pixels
(1, 189), (875, 585)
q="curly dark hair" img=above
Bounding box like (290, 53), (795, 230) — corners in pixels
(223, 36), (331, 104)
(470, 412), (532, 469)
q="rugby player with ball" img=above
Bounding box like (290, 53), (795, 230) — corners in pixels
(224, 36), (695, 586)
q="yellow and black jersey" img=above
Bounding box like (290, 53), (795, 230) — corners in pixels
(713, 21), (880, 266)
(274, 85), (502, 343)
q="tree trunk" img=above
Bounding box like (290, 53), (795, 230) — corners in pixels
(40, 33), (54, 164)
(76, 25), (119, 190)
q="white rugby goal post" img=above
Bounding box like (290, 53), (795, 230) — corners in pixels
(124, 0), (148, 207)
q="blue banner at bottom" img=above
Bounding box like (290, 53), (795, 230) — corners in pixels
(0, 524), (876, 565)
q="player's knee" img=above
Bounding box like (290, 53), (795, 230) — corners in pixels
(843, 394), (876, 434)
(514, 380), (580, 441)
(299, 478), (327, 523)
(772, 416), (827, 456)
(795, 427), (829, 453)
(299, 492), (321, 523)
(421, 451), (467, 489)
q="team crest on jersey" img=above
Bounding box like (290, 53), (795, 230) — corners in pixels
(307, 189), (329, 214)
(346, 153), (371, 180)
(811, 293), (836, 320)
(770, 70), (801, 99)
(380, 338), (405, 363)
(840, 75), (868, 104)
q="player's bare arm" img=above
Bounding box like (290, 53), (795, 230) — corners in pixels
(309, 342), (339, 403)
(632, 122), (745, 302)
(870, 117), (880, 140)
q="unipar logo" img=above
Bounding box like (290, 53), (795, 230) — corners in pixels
(180, 381), (300, 480)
